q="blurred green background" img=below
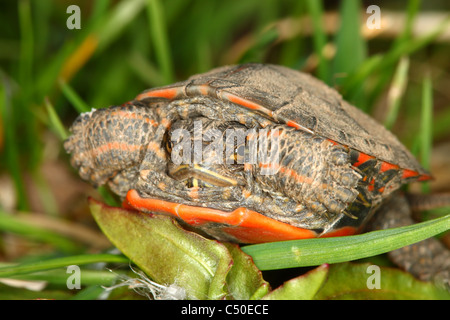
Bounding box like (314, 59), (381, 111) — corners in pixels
(0, 0), (449, 299)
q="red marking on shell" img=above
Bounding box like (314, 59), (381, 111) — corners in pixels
(326, 139), (339, 146)
(380, 161), (400, 172)
(403, 168), (432, 181)
(417, 173), (433, 181)
(136, 88), (181, 100)
(286, 120), (315, 134)
(221, 92), (274, 117)
(367, 178), (376, 192)
(401, 168), (419, 179)
(352, 151), (375, 168)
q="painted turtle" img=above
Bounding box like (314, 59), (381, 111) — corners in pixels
(64, 63), (448, 281)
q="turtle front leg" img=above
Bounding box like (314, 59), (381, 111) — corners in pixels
(369, 194), (450, 287)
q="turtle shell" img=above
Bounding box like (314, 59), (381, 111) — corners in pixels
(136, 63), (428, 180)
(66, 63), (431, 243)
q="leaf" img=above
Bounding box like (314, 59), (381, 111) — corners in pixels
(224, 243), (270, 300)
(314, 262), (450, 300)
(89, 198), (233, 300)
(262, 264), (329, 300)
(89, 199), (275, 300)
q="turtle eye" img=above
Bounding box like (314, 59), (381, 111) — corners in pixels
(166, 140), (173, 153)
(164, 133), (173, 153)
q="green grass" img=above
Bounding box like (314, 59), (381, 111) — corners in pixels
(0, 0), (449, 299)
(420, 74), (433, 193)
(243, 214), (450, 270)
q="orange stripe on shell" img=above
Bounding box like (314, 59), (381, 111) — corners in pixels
(136, 88), (182, 100)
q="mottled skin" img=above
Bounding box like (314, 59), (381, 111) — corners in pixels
(65, 103), (163, 196)
(64, 63), (449, 285)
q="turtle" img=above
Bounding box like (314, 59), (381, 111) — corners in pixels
(64, 63), (449, 283)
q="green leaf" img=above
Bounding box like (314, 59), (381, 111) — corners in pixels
(242, 214), (450, 270)
(262, 264), (328, 300)
(314, 262), (450, 300)
(89, 198), (233, 300)
(224, 243), (270, 300)
(89, 199), (276, 300)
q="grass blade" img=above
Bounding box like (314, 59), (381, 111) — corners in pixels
(5, 267), (120, 287)
(59, 35), (99, 84)
(333, 0), (367, 107)
(0, 76), (29, 210)
(59, 80), (91, 113)
(242, 214), (450, 270)
(393, 0), (421, 46)
(0, 254), (128, 278)
(420, 74), (433, 193)
(0, 210), (81, 253)
(96, 0), (146, 53)
(342, 15), (450, 95)
(18, 0), (33, 97)
(146, 0), (174, 84)
(333, 0), (366, 84)
(44, 97), (68, 140)
(384, 56), (410, 129)
(305, 0), (329, 83)
(18, 0), (41, 170)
